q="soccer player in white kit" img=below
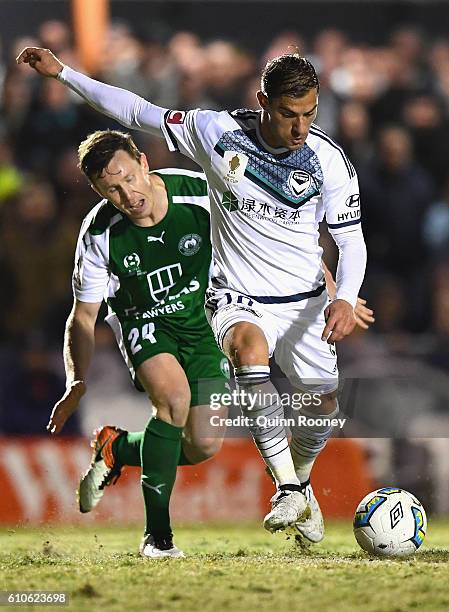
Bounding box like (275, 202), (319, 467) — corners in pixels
(18, 48), (367, 543)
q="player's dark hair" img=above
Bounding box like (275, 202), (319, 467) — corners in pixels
(261, 54), (320, 99)
(78, 130), (142, 182)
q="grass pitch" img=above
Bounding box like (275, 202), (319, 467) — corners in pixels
(1, 521), (449, 611)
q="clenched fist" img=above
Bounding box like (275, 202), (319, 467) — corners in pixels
(16, 47), (64, 78)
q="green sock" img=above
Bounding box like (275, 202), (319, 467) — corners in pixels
(141, 418), (182, 538)
(113, 432), (142, 466)
(113, 430), (194, 467)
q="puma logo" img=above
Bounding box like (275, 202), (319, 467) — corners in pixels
(142, 481), (166, 495)
(147, 231), (165, 245)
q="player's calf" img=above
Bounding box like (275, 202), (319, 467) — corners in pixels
(289, 393), (339, 544)
(181, 402), (228, 464)
(180, 436), (223, 464)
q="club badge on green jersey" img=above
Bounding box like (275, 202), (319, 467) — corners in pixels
(178, 233), (202, 256)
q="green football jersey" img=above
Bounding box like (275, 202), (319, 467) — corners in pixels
(73, 169), (212, 331)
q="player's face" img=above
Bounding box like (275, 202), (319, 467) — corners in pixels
(257, 89), (318, 150)
(92, 150), (154, 223)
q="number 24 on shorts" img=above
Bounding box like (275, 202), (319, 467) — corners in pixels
(128, 323), (157, 354)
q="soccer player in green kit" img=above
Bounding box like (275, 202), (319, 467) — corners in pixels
(47, 129), (229, 558)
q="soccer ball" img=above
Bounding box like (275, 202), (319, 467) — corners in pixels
(353, 488), (427, 558)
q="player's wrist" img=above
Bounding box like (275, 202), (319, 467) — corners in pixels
(334, 293), (357, 309)
(55, 63), (68, 81)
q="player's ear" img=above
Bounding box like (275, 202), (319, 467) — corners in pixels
(257, 90), (269, 110)
(89, 179), (102, 198)
(140, 152), (149, 171)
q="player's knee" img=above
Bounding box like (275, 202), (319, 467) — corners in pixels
(224, 323), (269, 366)
(314, 390), (338, 415)
(154, 391), (190, 427)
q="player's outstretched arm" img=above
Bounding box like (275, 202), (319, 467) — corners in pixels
(16, 47), (166, 136)
(47, 299), (101, 434)
(322, 260), (374, 330)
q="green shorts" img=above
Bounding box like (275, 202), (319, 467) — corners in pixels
(105, 312), (229, 406)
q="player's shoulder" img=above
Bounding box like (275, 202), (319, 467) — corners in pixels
(169, 107), (230, 129)
(193, 107), (240, 135)
(154, 168), (208, 196)
(229, 108), (261, 132)
(307, 123), (356, 180)
(154, 168), (210, 213)
(82, 199), (124, 236)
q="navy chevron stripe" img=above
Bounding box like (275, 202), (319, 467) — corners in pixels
(327, 218), (361, 229)
(214, 143), (318, 209)
(309, 126), (355, 178)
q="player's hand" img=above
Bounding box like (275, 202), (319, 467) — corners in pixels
(354, 297), (375, 330)
(16, 47), (64, 78)
(322, 299), (356, 343)
(47, 381), (86, 434)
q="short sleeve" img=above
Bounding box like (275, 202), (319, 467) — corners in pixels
(72, 219), (110, 303)
(321, 152), (362, 235)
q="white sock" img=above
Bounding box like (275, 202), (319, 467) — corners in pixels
(290, 403), (339, 483)
(235, 365), (300, 488)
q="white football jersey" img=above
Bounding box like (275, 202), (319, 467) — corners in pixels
(160, 108), (361, 300)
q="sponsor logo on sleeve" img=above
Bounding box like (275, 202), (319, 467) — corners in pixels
(167, 110), (186, 125)
(337, 209), (361, 222)
(345, 194), (360, 208)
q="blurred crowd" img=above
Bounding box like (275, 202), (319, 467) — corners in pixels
(1, 19), (449, 437)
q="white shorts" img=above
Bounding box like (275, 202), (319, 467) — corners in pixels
(205, 286), (338, 395)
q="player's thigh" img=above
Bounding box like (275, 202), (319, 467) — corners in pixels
(179, 328), (230, 452)
(136, 354), (191, 415)
(180, 327), (230, 409)
(205, 288), (276, 365)
(274, 295), (339, 396)
(107, 313), (191, 422)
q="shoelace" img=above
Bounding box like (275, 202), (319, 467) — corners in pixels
(153, 536), (174, 551)
(99, 464), (122, 490)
